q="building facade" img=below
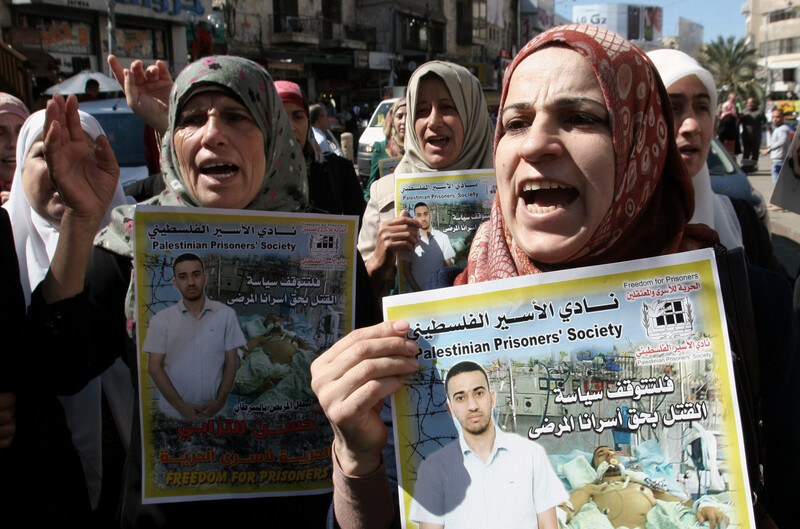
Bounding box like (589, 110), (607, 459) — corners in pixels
(1, 0), (204, 91)
(211, 0), (527, 105)
(745, 0), (800, 96)
(0, 0), (575, 106)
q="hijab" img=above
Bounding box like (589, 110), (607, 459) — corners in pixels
(2, 108), (129, 509)
(0, 92), (29, 121)
(97, 55), (308, 260)
(459, 25), (718, 284)
(274, 79), (324, 164)
(722, 100), (738, 118)
(648, 49), (744, 251)
(383, 97), (406, 158)
(395, 61), (493, 174)
(4, 109), (127, 305)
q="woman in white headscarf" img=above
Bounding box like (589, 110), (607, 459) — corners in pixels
(648, 49), (785, 274)
(3, 108), (131, 511)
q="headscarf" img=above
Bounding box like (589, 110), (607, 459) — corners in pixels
(395, 61), (493, 174)
(721, 100), (738, 118)
(2, 107), (129, 509)
(458, 25), (717, 284)
(383, 97), (406, 158)
(4, 109), (127, 305)
(0, 92), (30, 122)
(0, 93), (29, 193)
(274, 80), (324, 164)
(97, 55), (308, 260)
(648, 49), (744, 250)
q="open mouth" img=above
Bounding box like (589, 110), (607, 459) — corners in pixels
(678, 145), (698, 157)
(1, 156), (15, 166)
(521, 181), (578, 214)
(427, 135), (450, 149)
(200, 162), (238, 179)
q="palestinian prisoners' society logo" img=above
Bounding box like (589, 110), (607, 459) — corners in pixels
(641, 297), (693, 340)
(308, 233), (341, 258)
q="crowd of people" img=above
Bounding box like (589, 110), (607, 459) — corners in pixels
(0, 23), (797, 529)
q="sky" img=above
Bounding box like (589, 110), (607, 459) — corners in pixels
(555, 0), (749, 43)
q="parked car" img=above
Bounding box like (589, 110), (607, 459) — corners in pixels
(356, 97), (400, 184)
(78, 98), (150, 187)
(707, 136), (769, 228)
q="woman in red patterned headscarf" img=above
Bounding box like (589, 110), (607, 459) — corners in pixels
(310, 25), (732, 529)
(457, 24), (717, 285)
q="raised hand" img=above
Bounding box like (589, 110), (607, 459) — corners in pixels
(311, 321), (418, 476)
(108, 55), (173, 134)
(43, 94), (120, 229)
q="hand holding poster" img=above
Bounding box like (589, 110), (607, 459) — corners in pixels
(395, 169), (496, 293)
(386, 249), (753, 529)
(134, 206), (357, 503)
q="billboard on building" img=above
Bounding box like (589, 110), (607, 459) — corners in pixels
(678, 17), (704, 56)
(572, 3), (663, 44)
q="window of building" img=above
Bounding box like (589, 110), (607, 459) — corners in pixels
(273, 0), (299, 33)
(456, 0), (472, 45)
(768, 7), (799, 23)
(400, 14), (443, 54)
(763, 37), (800, 56)
(473, 0), (487, 43)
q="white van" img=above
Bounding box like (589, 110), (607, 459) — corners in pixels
(356, 97), (400, 182)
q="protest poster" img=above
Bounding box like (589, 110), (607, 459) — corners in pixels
(386, 249), (754, 529)
(395, 169), (496, 293)
(133, 206), (358, 503)
(378, 155), (402, 179)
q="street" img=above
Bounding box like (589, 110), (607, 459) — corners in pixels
(749, 155), (800, 277)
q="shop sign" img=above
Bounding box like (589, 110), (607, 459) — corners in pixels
(18, 0), (211, 21)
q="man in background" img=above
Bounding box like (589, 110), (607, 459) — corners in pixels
(740, 97), (766, 162)
(310, 103), (342, 156)
(762, 108), (792, 186)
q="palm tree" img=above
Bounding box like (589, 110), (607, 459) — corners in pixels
(699, 36), (761, 105)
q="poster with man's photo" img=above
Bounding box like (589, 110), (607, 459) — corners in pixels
(133, 206), (358, 503)
(395, 169), (496, 293)
(386, 249), (754, 529)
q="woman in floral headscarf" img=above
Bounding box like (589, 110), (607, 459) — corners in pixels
(43, 55), (381, 527)
(310, 25), (800, 529)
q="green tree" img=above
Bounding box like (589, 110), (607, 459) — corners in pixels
(699, 36), (761, 106)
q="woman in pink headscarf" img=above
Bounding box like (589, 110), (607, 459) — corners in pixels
(718, 94), (740, 155)
(0, 93), (30, 203)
